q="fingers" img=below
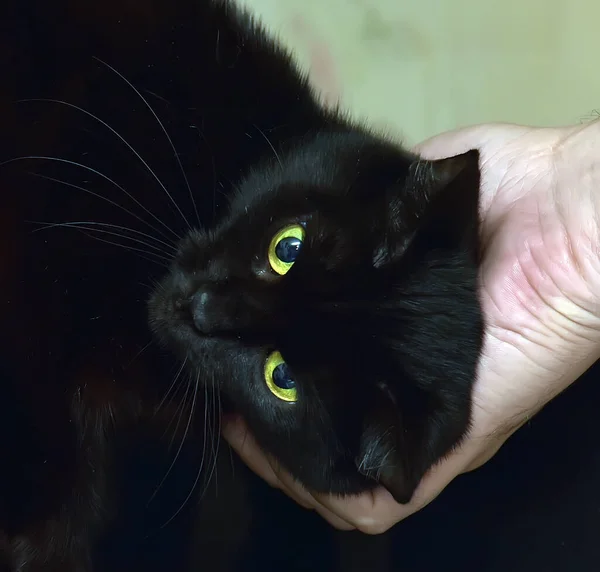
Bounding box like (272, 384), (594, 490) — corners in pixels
(412, 124), (495, 159)
(313, 445), (478, 534)
(222, 415), (483, 535)
(268, 457), (356, 530)
(412, 122), (534, 161)
(222, 416), (355, 530)
(221, 415), (280, 488)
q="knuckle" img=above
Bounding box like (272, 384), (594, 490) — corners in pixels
(354, 518), (391, 535)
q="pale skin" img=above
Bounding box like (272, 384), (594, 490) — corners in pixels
(222, 120), (600, 534)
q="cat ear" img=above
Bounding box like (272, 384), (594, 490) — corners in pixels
(402, 150), (481, 260)
(371, 150), (481, 269)
(355, 381), (432, 504)
(356, 377), (471, 504)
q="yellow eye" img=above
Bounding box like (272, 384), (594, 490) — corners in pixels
(267, 224), (305, 276)
(264, 351), (297, 402)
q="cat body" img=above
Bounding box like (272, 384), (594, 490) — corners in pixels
(0, 0), (483, 569)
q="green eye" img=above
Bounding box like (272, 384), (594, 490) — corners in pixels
(264, 351), (297, 402)
(267, 224), (305, 276)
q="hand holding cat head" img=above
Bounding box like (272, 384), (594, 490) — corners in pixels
(150, 128), (483, 508)
(222, 120), (600, 533)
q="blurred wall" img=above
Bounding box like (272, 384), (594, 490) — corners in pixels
(239, 0), (600, 145)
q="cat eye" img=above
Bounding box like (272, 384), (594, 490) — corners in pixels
(267, 224), (305, 276)
(264, 350), (297, 402)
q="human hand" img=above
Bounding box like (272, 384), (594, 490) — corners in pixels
(222, 121), (600, 533)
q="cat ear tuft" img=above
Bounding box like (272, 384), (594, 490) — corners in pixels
(356, 377), (471, 505)
(419, 149), (480, 190)
(355, 382), (429, 504)
(406, 150), (481, 258)
(356, 440), (424, 505)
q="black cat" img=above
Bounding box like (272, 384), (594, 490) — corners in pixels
(0, 0), (482, 569)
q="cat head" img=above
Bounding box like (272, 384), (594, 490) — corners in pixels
(149, 129), (483, 504)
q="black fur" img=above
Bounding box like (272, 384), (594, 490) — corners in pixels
(0, 0), (482, 569)
(149, 135), (482, 502)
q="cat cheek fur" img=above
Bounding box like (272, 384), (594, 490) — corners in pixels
(352, 150), (483, 503)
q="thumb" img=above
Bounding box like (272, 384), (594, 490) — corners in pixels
(312, 439), (482, 534)
(412, 124), (493, 159)
(413, 122), (539, 161)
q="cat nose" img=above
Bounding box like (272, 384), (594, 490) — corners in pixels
(190, 286), (229, 335)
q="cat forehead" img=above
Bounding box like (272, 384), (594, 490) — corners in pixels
(227, 174), (317, 223)
(212, 179), (317, 245)
(175, 210), (289, 274)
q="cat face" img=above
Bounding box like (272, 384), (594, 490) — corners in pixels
(149, 130), (483, 503)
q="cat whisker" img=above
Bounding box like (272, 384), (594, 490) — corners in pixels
(141, 277), (166, 295)
(187, 122), (218, 222)
(150, 278), (165, 291)
(198, 377), (214, 499)
(213, 375), (223, 494)
(67, 229), (170, 267)
(17, 97), (196, 230)
(211, 376), (221, 482)
(199, 373), (221, 500)
(26, 172), (177, 245)
(142, 88), (171, 105)
(126, 339), (154, 368)
(200, 375), (213, 492)
(31, 221), (175, 258)
(83, 221), (176, 254)
(92, 57), (199, 229)
(3, 161), (181, 243)
(148, 373), (195, 506)
(253, 123), (283, 170)
(193, 374), (210, 498)
(160, 372), (204, 529)
(154, 357), (188, 417)
(45, 226), (171, 263)
(165, 374), (193, 451)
